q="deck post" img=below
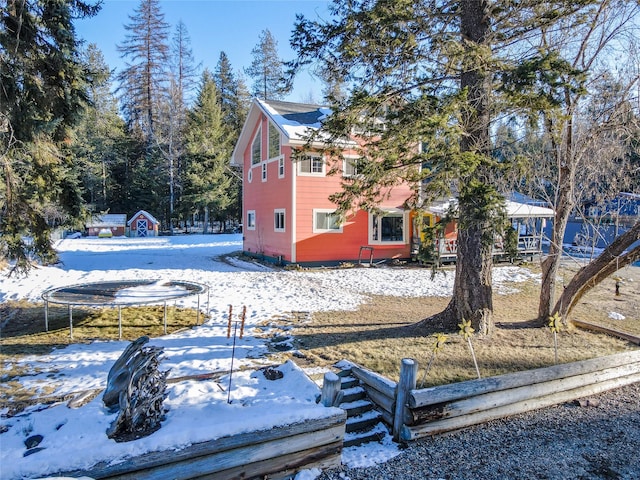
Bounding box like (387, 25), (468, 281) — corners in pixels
(393, 358), (417, 441)
(321, 372), (342, 407)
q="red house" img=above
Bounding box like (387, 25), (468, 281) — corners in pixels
(231, 99), (414, 265)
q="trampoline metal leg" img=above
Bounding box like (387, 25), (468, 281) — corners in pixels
(118, 306), (122, 340)
(197, 294), (201, 325)
(164, 301), (167, 334)
(69, 305), (73, 339)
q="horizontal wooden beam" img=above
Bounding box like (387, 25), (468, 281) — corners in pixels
(572, 320), (640, 345)
(401, 372), (640, 441)
(409, 350), (640, 408)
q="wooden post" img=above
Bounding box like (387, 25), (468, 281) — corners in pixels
(393, 358), (417, 441)
(321, 372), (341, 407)
(196, 294), (201, 325)
(239, 306), (247, 339)
(227, 305), (233, 338)
(118, 306), (122, 340)
(44, 300), (49, 332)
(69, 305), (73, 339)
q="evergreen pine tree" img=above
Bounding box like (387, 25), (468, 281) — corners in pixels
(1, 0), (100, 273)
(245, 29), (291, 100)
(182, 70), (234, 233)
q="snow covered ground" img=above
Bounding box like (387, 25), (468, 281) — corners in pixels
(0, 234), (540, 480)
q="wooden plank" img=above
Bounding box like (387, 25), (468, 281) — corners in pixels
(365, 383), (395, 416)
(409, 350), (640, 408)
(61, 411), (345, 479)
(408, 361), (640, 425)
(342, 360), (397, 399)
(111, 424), (346, 480)
(196, 441), (343, 480)
(573, 320), (640, 345)
(401, 372), (640, 441)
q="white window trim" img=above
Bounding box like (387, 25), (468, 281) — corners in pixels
(369, 209), (407, 245)
(313, 209), (343, 233)
(268, 122), (281, 160)
(261, 162), (267, 182)
(342, 155), (360, 177)
(297, 154), (326, 177)
(246, 210), (256, 230)
(278, 155), (285, 179)
(274, 208), (286, 232)
(251, 125), (262, 165)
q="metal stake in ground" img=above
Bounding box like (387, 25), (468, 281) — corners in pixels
(227, 321), (238, 404)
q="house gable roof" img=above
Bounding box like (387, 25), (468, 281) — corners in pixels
(127, 210), (160, 226)
(231, 98), (332, 166)
(86, 214), (127, 227)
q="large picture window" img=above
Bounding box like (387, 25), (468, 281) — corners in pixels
(268, 122), (280, 159)
(274, 209), (286, 232)
(371, 211), (405, 243)
(297, 154), (324, 175)
(313, 210), (342, 233)
(251, 126), (262, 165)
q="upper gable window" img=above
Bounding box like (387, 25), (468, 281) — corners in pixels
(298, 154), (325, 176)
(251, 125), (262, 165)
(268, 122), (280, 159)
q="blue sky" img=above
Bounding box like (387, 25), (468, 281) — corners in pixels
(75, 0), (330, 103)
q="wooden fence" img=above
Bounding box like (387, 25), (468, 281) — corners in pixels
(59, 411), (346, 480)
(335, 350), (640, 443)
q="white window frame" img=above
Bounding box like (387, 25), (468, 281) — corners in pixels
(313, 209), (343, 233)
(278, 155), (285, 178)
(369, 209), (406, 245)
(274, 209), (286, 232)
(246, 210), (256, 230)
(343, 155), (359, 177)
(251, 125), (262, 165)
(268, 122), (281, 160)
(297, 154), (325, 176)
(261, 162), (267, 182)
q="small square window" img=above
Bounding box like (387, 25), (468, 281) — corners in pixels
(298, 154), (324, 175)
(262, 163), (267, 181)
(278, 157), (285, 178)
(343, 157), (359, 177)
(313, 210), (342, 233)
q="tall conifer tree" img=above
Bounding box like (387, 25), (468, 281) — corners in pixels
(291, 0), (601, 334)
(245, 29), (291, 100)
(1, 0), (100, 273)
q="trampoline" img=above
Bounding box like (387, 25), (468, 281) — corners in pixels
(42, 280), (209, 339)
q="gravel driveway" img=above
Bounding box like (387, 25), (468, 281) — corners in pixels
(319, 382), (640, 480)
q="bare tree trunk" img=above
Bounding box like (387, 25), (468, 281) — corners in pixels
(416, 0), (495, 335)
(553, 221), (640, 321)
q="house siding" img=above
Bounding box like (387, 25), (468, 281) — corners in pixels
(238, 99), (414, 265)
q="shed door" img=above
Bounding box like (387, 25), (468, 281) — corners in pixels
(136, 219), (148, 237)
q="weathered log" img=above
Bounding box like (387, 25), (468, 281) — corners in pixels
(340, 360), (397, 398)
(365, 383), (395, 416)
(321, 372), (341, 407)
(408, 361), (640, 425)
(408, 349), (640, 408)
(58, 411), (346, 479)
(572, 320), (640, 345)
(393, 358), (417, 441)
(401, 371), (640, 441)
